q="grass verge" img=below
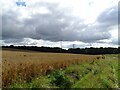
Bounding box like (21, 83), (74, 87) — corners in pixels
(6, 54), (119, 88)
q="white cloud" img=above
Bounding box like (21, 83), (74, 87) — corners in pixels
(1, 0), (119, 48)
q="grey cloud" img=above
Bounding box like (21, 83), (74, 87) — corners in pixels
(119, 2), (120, 25)
(111, 37), (119, 45)
(2, 10), (26, 39)
(96, 6), (117, 29)
(65, 44), (88, 49)
(3, 38), (24, 43)
(112, 39), (118, 45)
(79, 31), (111, 43)
(2, 2), (117, 45)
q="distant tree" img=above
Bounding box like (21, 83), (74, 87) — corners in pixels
(9, 45), (14, 48)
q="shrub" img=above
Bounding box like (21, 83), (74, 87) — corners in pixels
(50, 70), (72, 88)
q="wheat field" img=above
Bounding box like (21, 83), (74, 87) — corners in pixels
(2, 49), (103, 87)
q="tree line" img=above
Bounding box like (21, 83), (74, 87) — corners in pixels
(1, 45), (119, 54)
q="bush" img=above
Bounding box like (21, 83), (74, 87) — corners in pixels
(50, 70), (72, 88)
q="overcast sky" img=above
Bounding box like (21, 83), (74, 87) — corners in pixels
(1, 0), (119, 48)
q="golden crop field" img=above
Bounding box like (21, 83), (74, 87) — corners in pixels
(2, 49), (104, 87)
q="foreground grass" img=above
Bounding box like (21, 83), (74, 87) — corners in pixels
(7, 54), (119, 88)
(71, 54), (118, 88)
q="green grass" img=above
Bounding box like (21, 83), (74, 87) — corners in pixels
(8, 54), (119, 88)
(72, 54), (119, 88)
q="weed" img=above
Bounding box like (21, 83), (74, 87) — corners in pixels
(50, 70), (72, 88)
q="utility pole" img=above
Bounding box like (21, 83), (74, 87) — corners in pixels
(60, 40), (62, 49)
(60, 40), (62, 53)
(73, 44), (75, 49)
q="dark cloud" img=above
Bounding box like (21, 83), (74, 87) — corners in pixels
(2, 2), (117, 45)
(97, 6), (117, 26)
(2, 10), (26, 39)
(119, 2), (120, 24)
(0, 15), (2, 40)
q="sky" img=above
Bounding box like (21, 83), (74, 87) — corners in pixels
(0, 0), (119, 49)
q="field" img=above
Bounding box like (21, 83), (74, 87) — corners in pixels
(2, 49), (119, 88)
